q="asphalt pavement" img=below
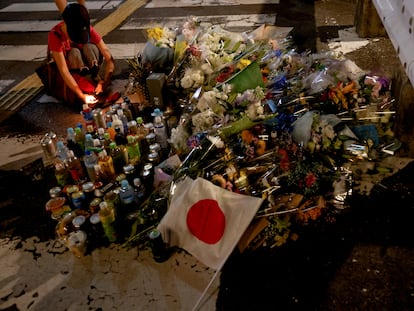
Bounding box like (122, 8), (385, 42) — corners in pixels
(1, 1), (414, 310)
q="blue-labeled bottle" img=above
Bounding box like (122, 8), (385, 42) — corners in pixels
(119, 179), (136, 206)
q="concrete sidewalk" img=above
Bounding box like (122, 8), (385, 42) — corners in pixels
(0, 237), (219, 310)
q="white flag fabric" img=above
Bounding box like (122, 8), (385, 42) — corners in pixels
(157, 177), (263, 270)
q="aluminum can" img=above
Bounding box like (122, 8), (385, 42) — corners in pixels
(92, 108), (106, 129)
(71, 191), (85, 209)
(148, 229), (168, 262)
(40, 132), (57, 159)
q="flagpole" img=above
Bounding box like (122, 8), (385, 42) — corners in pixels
(191, 264), (223, 311)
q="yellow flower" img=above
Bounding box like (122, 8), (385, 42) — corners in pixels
(147, 27), (163, 41)
(237, 59), (252, 70)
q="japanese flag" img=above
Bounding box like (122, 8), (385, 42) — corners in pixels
(157, 177), (263, 270)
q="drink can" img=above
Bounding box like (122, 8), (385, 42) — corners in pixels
(67, 230), (87, 258)
(72, 215), (86, 230)
(40, 132), (56, 159)
(89, 197), (101, 214)
(71, 191), (85, 209)
(82, 181), (95, 203)
(49, 186), (62, 198)
(148, 229), (168, 262)
(92, 108), (106, 129)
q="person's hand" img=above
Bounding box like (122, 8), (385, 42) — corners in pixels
(95, 80), (106, 95)
(83, 94), (98, 105)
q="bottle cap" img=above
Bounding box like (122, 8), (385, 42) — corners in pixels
(120, 179), (129, 188)
(136, 117), (143, 124)
(151, 108), (163, 117)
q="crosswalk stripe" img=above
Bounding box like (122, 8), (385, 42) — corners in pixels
(145, 0), (280, 8)
(122, 14), (277, 31)
(0, 43), (143, 61)
(0, 80), (15, 94)
(0, 1), (122, 12)
(0, 12), (276, 33)
(0, 19), (97, 32)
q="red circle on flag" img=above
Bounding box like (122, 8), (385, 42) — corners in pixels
(186, 199), (226, 244)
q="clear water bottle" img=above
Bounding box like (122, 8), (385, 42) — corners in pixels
(153, 114), (169, 150)
(56, 141), (70, 163)
(84, 149), (98, 182)
(67, 127), (83, 158)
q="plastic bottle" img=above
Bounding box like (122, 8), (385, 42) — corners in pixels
(133, 177), (146, 204)
(66, 127), (83, 158)
(84, 149), (98, 182)
(109, 142), (128, 174)
(81, 104), (95, 128)
(74, 126), (85, 154)
(93, 138), (102, 153)
(97, 127), (106, 147)
(98, 201), (117, 243)
(66, 150), (87, 184)
(98, 149), (116, 182)
(103, 132), (113, 153)
(106, 121), (116, 141)
(56, 141), (70, 163)
(127, 120), (138, 136)
(54, 161), (72, 186)
(119, 179), (136, 206)
(153, 114), (169, 150)
(136, 117), (149, 155)
(84, 133), (94, 152)
(117, 109), (129, 133)
(121, 102), (133, 122)
(126, 135), (141, 166)
(112, 114), (124, 135)
(86, 124), (97, 138)
(114, 126), (128, 146)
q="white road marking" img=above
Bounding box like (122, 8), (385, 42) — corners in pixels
(0, 43), (145, 61)
(0, 19), (97, 32)
(0, 80), (15, 93)
(0, 1), (122, 12)
(145, 0), (280, 8)
(122, 14), (277, 30)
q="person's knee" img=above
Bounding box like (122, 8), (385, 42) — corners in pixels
(69, 47), (82, 59)
(67, 48), (84, 70)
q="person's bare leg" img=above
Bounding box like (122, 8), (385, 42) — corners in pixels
(55, 0), (87, 13)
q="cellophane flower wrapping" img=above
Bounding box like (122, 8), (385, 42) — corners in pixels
(130, 20), (398, 252)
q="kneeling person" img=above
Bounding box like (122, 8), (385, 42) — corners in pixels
(48, 3), (114, 106)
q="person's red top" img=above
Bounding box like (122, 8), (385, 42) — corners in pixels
(48, 21), (101, 57)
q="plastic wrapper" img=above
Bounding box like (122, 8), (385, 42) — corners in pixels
(142, 41), (174, 73)
(331, 167), (353, 210)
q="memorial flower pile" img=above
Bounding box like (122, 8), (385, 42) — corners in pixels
(132, 18), (397, 251)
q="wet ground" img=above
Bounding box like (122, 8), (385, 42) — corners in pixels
(1, 156), (414, 310)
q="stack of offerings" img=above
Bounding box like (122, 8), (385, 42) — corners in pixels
(43, 96), (176, 254)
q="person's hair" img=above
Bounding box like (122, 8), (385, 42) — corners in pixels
(62, 3), (90, 43)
